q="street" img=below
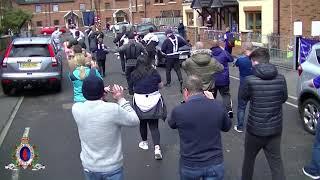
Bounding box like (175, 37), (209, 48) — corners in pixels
(0, 35), (315, 180)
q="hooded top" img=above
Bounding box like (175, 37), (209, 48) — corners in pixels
(182, 49), (223, 90)
(210, 46), (234, 86)
(69, 67), (102, 102)
(240, 63), (288, 136)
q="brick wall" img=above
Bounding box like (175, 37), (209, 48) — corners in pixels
(132, 0), (183, 24)
(280, 0), (320, 37)
(13, 0), (183, 33)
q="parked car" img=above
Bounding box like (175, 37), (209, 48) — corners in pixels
(133, 22), (158, 38)
(40, 26), (66, 35)
(297, 42), (320, 134)
(153, 32), (191, 66)
(111, 22), (132, 33)
(0, 37), (63, 94)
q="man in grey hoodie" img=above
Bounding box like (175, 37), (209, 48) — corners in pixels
(72, 69), (139, 180)
(182, 42), (224, 91)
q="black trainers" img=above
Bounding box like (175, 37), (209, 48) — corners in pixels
(164, 83), (171, 87)
(303, 166), (320, 179)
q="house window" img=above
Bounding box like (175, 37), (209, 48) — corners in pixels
(105, 3), (111, 9)
(186, 12), (194, 26)
(245, 11), (261, 32)
(36, 21), (42, 27)
(155, 0), (164, 3)
(35, 5), (41, 13)
(80, 4), (86, 11)
(52, 4), (59, 12)
(53, 20), (59, 25)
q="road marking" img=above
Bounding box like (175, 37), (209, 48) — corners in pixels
(12, 169), (19, 180)
(0, 96), (24, 147)
(229, 75), (298, 108)
(285, 101), (298, 108)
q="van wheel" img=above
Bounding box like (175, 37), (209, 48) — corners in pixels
(300, 98), (320, 135)
(2, 84), (12, 95)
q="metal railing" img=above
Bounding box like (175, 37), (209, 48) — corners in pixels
(142, 17), (182, 28)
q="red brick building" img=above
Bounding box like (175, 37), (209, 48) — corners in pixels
(280, 0), (320, 37)
(13, 0), (183, 33)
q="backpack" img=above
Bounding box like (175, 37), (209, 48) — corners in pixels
(125, 43), (140, 66)
(227, 33), (235, 47)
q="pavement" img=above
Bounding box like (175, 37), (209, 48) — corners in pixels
(0, 33), (315, 180)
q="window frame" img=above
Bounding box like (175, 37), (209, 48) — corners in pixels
(52, 4), (59, 12)
(105, 3), (111, 9)
(53, 20), (59, 26)
(35, 4), (41, 13)
(155, 0), (164, 3)
(80, 3), (86, 11)
(245, 11), (261, 33)
(36, 21), (42, 27)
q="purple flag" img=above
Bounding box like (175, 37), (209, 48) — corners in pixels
(299, 38), (319, 64)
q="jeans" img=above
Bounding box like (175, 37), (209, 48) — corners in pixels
(180, 163), (224, 180)
(165, 58), (183, 84)
(140, 119), (160, 145)
(304, 117), (320, 175)
(84, 167), (124, 180)
(241, 132), (285, 180)
(125, 66), (136, 94)
(237, 84), (248, 129)
(212, 85), (233, 112)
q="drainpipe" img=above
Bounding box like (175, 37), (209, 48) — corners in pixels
(277, 0), (280, 35)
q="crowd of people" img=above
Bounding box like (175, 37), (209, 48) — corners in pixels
(51, 25), (320, 180)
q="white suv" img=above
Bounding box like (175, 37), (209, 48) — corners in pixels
(297, 43), (320, 134)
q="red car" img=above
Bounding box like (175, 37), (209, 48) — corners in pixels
(40, 27), (67, 35)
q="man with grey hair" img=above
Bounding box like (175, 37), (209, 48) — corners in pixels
(169, 75), (231, 180)
(182, 41), (223, 91)
(233, 42), (254, 132)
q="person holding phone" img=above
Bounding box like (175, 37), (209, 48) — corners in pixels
(303, 75), (320, 179)
(72, 71), (139, 180)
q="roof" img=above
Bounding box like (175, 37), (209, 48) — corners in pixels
(64, 11), (79, 18)
(12, 37), (51, 45)
(191, 0), (238, 8)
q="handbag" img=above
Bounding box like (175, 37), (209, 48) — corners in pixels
(133, 95), (167, 121)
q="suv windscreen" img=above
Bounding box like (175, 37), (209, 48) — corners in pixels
(9, 44), (50, 57)
(316, 49), (320, 64)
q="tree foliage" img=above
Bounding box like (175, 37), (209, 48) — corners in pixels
(0, 8), (32, 34)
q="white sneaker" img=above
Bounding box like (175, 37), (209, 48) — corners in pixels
(138, 141), (149, 150)
(154, 145), (163, 160)
(234, 125), (244, 133)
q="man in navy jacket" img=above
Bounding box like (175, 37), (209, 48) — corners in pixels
(161, 29), (187, 92)
(168, 75), (231, 180)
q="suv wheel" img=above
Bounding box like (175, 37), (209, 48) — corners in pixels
(2, 84), (12, 95)
(300, 98), (320, 134)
